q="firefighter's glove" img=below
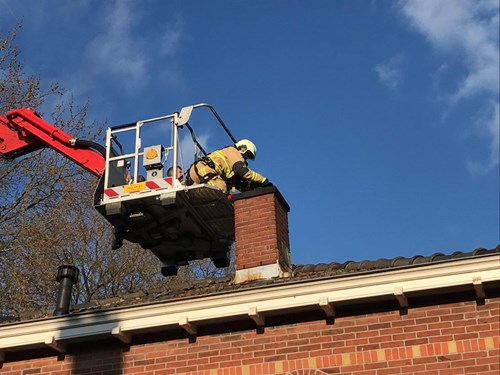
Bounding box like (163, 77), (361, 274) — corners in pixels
(262, 179), (273, 187)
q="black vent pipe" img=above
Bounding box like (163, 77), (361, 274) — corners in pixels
(53, 265), (79, 316)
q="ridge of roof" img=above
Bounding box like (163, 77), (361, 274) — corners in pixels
(69, 244), (500, 313)
(293, 245), (500, 275)
(2, 245), (498, 324)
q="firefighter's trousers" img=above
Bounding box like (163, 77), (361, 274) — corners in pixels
(189, 162), (229, 194)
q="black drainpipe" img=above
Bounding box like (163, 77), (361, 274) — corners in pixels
(53, 265), (80, 316)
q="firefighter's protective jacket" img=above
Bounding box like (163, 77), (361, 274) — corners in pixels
(189, 146), (267, 194)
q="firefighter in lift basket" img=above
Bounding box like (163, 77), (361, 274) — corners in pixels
(188, 139), (272, 194)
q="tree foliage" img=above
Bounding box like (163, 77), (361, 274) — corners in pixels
(0, 26), (233, 319)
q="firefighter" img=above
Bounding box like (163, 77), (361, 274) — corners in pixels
(188, 139), (271, 194)
(167, 165), (184, 182)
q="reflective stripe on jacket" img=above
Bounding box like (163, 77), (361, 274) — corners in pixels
(209, 146), (266, 184)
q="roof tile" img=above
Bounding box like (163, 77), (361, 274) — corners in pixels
(3, 245), (498, 323)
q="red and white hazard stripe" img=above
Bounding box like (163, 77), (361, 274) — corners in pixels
(103, 177), (177, 199)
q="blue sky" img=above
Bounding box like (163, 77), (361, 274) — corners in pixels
(1, 0), (498, 265)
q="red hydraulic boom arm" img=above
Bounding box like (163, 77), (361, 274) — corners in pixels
(1, 103), (239, 277)
(0, 108), (105, 176)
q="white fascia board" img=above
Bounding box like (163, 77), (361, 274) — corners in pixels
(0, 255), (498, 352)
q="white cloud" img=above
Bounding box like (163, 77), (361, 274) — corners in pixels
(84, 1), (183, 92)
(466, 102), (499, 174)
(85, 1), (147, 89)
(159, 16), (183, 57)
(399, 0), (499, 173)
(374, 53), (404, 89)
(400, 0), (499, 100)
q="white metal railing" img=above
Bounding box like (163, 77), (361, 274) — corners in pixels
(101, 103), (238, 192)
(103, 113), (177, 190)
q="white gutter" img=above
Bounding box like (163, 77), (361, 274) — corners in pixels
(0, 255), (498, 355)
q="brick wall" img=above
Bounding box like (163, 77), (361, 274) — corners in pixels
(2, 297), (498, 375)
(233, 187), (291, 271)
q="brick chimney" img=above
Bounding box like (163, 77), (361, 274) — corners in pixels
(231, 186), (292, 283)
